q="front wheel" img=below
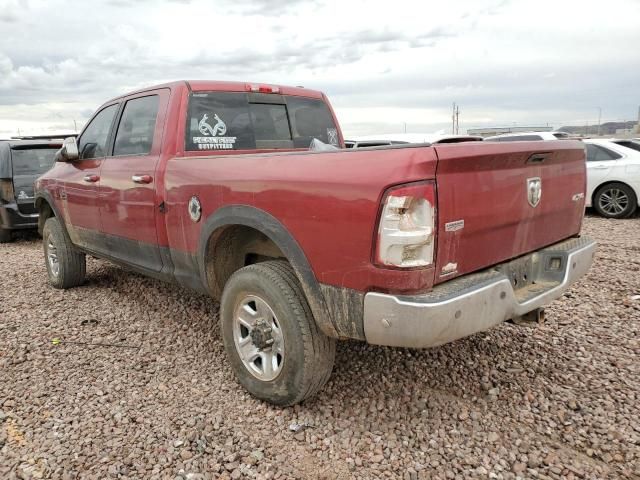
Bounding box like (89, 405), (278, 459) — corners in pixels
(42, 217), (86, 289)
(220, 261), (336, 406)
(594, 183), (637, 219)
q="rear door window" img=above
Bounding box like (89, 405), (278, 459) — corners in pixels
(113, 95), (160, 156)
(586, 144), (621, 161)
(186, 92), (338, 151)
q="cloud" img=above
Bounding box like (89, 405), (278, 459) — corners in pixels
(0, 0), (638, 138)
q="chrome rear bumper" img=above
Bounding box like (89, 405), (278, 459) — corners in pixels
(363, 236), (596, 348)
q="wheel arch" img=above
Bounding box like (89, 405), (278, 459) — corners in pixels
(592, 180), (639, 208)
(198, 205), (338, 338)
(35, 192), (63, 236)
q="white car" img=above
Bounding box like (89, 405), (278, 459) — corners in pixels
(484, 131), (572, 141)
(345, 133), (483, 148)
(584, 139), (640, 218)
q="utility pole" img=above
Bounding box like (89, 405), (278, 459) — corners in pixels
(403, 122), (407, 133)
(597, 107), (602, 136)
(452, 103), (455, 134)
(455, 105), (460, 135)
(74, 120), (78, 133)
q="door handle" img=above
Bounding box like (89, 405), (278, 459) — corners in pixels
(132, 174), (153, 184)
(83, 174), (100, 183)
(591, 165), (609, 170)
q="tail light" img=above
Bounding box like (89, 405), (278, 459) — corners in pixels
(375, 181), (436, 268)
(0, 180), (14, 202)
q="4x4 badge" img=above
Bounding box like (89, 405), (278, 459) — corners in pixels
(527, 177), (542, 208)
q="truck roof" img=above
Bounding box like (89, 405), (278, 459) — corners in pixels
(104, 80), (325, 105)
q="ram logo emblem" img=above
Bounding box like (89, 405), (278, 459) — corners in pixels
(527, 177), (542, 208)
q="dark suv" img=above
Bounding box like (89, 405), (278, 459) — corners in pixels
(0, 140), (61, 242)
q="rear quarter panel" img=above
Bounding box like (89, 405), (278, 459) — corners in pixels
(164, 146), (438, 293)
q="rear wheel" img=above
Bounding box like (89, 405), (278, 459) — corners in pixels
(594, 183), (637, 219)
(42, 217), (86, 289)
(220, 260), (336, 406)
(0, 228), (11, 243)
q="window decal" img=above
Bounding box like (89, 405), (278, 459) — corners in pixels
(192, 113), (237, 150)
(327, 128), (338, 145)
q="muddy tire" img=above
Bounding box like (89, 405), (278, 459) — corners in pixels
(43, 217), (86, 289)
(594, 182), (637, 219)
(220, 260), (336, 406)
(0, 228), (11, 243)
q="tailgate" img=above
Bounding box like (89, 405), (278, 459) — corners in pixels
(10, 146), (58, 215)
(433, 140), (586, 284)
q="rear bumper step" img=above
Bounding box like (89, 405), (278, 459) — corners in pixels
(363, 236), (596, 348)
(0, 203), (39, 230)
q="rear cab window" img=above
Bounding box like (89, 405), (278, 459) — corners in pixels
(185, 92), (339, 152)
(11, 147), (59, 176)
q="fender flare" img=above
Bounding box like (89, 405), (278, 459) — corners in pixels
(35, 192), (70, 238)
(197, 205), (338, 338)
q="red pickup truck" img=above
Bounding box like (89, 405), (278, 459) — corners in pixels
(35, 80), (596, 405)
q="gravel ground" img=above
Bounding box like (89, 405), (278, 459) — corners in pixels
(1, 215), (639, 480)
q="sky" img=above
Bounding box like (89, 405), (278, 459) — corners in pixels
(0, 0), (639, 139)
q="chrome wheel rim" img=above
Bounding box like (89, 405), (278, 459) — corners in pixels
(47, 239), (59, 277)
(599, 188), (629, 215)
(233, 295), (284, 381)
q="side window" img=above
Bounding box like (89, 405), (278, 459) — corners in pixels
(586, 144), (621, 162)
(615, 141), (640, 153)
(113, 95), (160, 156)
(78, 104), (118, 159)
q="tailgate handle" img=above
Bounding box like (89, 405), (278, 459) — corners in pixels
(526, 153), (550, 164)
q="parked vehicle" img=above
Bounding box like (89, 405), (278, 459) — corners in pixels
(345, 139), (408, 148)
(610, 138), (640, 153)
(584, 139), (640, 218)
(35, 80), (595, 405)
(345, 133), (483, 148)
(0, 140), (61, 242)
(485, 131), (572, 141)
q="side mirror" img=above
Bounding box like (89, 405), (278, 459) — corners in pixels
(55, 137), (79, 162)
